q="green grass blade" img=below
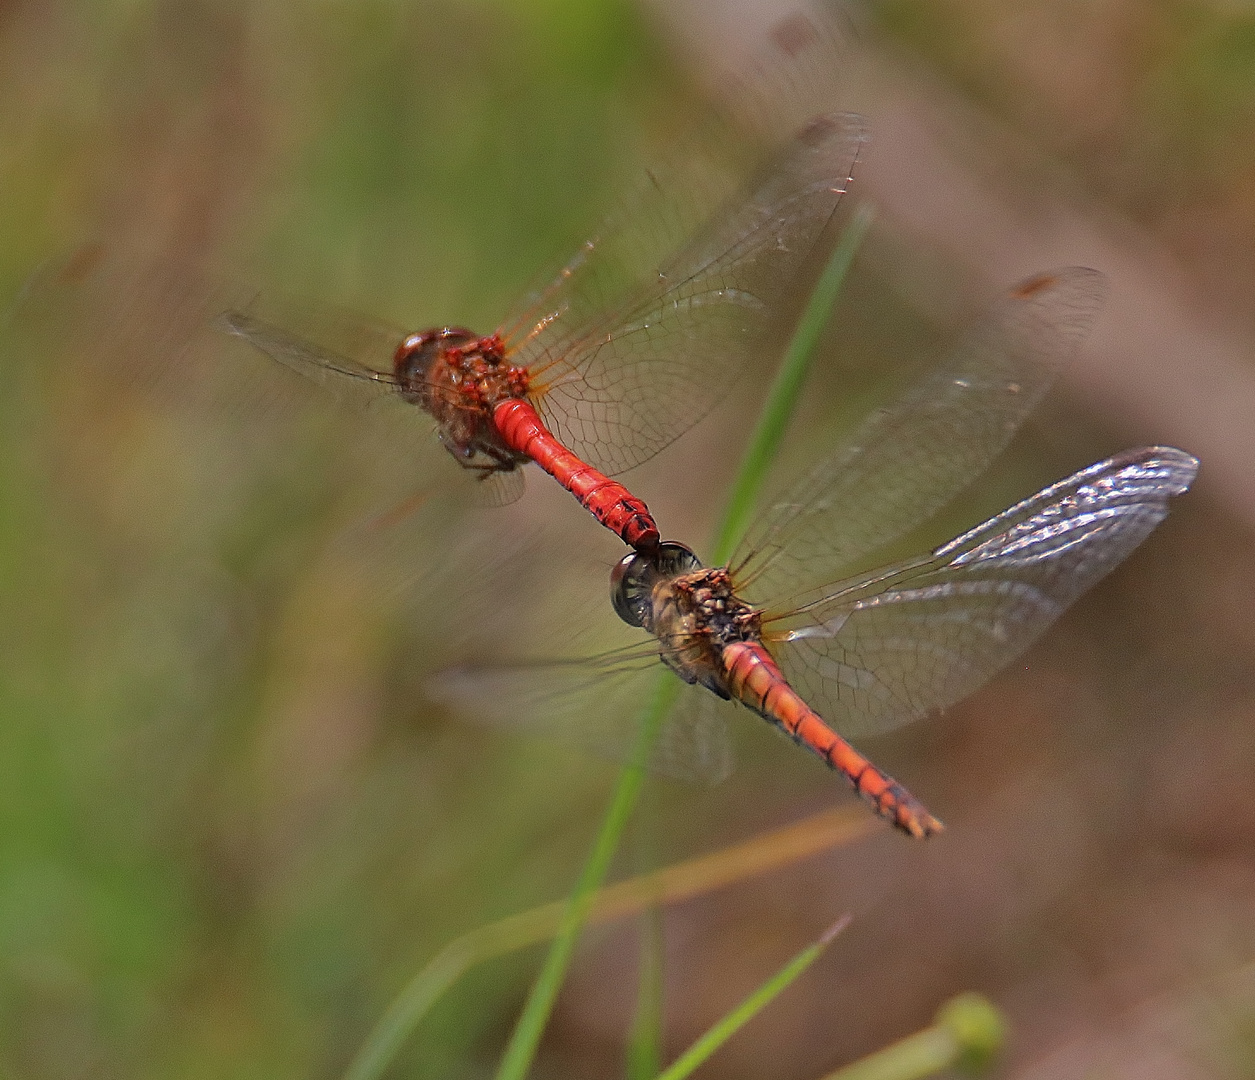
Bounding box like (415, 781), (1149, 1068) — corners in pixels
(709, 201), (875, 566)
(819, 993), (1006, 1080)
(343, 943), (475, 1080)
(492, 676), (680, 1080)
(341, 807), (874, 1080)
(655, 917), (850, 1080)
(821, 1028), (957, 1080)
(625, 794), (666, 1080)
(624, 904), (665, 1080)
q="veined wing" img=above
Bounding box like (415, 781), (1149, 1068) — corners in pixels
(732, 268), (1108, 610)
(13, 243), (419, 405)
(214, 293), (514, 500)
(12, 244), (266, 403)
(515, 112), (867, 477)
(429, 642), (736, 784)
(762, 448), (1197, 739)
(215, 292), (409, 397)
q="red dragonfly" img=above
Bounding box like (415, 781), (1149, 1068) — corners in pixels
(218, 112), (866, 552)
(432, 269), (1199, 837)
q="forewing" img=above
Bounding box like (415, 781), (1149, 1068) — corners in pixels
(12, 244), (248, 402)
(211, 293), (503, 508)
(215, 292), (407, 399)
(429, 649), (735, 784)
(766, 448), (1198, 739)
(733, 268), (1108, 608)
(515, 112), (866, 476)
(13, 246), (409, 406)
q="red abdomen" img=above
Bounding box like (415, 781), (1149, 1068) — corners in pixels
(492, 399), (660, 551)
(722, 641), (943, 838)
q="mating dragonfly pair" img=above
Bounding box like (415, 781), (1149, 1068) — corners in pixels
(222, 111), (1197, 839)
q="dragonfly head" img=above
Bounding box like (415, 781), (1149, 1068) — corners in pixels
(611, 541), (702, 628)
(393, 326), (479, 396)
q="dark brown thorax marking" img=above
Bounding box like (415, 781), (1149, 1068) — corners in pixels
(393, 327), (532, 475)
(646, 567), (764, 698)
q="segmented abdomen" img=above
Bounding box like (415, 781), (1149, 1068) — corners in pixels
(493, 398), (660, 551)
(721, 641), (943, 838)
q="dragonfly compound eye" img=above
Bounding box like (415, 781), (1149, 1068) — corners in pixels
(611, 542), (702, 628)
(393, 326), (478, 394)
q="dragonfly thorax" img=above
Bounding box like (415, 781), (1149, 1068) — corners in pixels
(641, 562), (763, 700)
(659, 568), (763, 650)
(394, 328), (532, 473)
(393, 328), (527, 407)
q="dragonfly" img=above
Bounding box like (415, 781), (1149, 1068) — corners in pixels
(432, 269), (1199, 838)
(218, 111), (866, 552)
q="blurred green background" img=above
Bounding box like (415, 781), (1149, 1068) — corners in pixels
(3, 1), (1255, 1078)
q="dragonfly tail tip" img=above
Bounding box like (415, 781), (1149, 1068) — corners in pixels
(896, 808), (945, 839)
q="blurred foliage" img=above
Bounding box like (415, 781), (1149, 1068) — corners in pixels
(819, 992), (1005, 1080)
(1, 1), (1255, 1079)
(876, 0), (1255, 306)
(0, 3), (675, 1076)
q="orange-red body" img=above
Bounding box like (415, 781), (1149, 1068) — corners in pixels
(393, 329), (658, 550)
(721, 641), (942, 838)
(628, 559), (942, 839)
(493, 400), (659, 550)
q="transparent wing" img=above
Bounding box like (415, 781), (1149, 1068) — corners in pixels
(471, 466), (527, 508)
(212, 294), (516, 504)
(428, 645), (736, 784)
(13, 243), (448, 419)
(763, 447), (1198, 739)
(217, 115), (863, 477)
(513, 112), (867, 476)
(214, 293), (408, 398)
(353, 460), (526, 538)
(732, 268), (1108, 609)
(10, 243), (253, 402)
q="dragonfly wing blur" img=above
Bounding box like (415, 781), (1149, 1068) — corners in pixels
(765, 448), (1198, 739)
(11, 244), (275, 406)
(516, 112), (867, 476)
(213, 293), (499, 505)
(216, 292), (407, 395)
(732, 268), (1108, 609)
(470, 465), (528, 508)
(429, 648), (735, 784)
